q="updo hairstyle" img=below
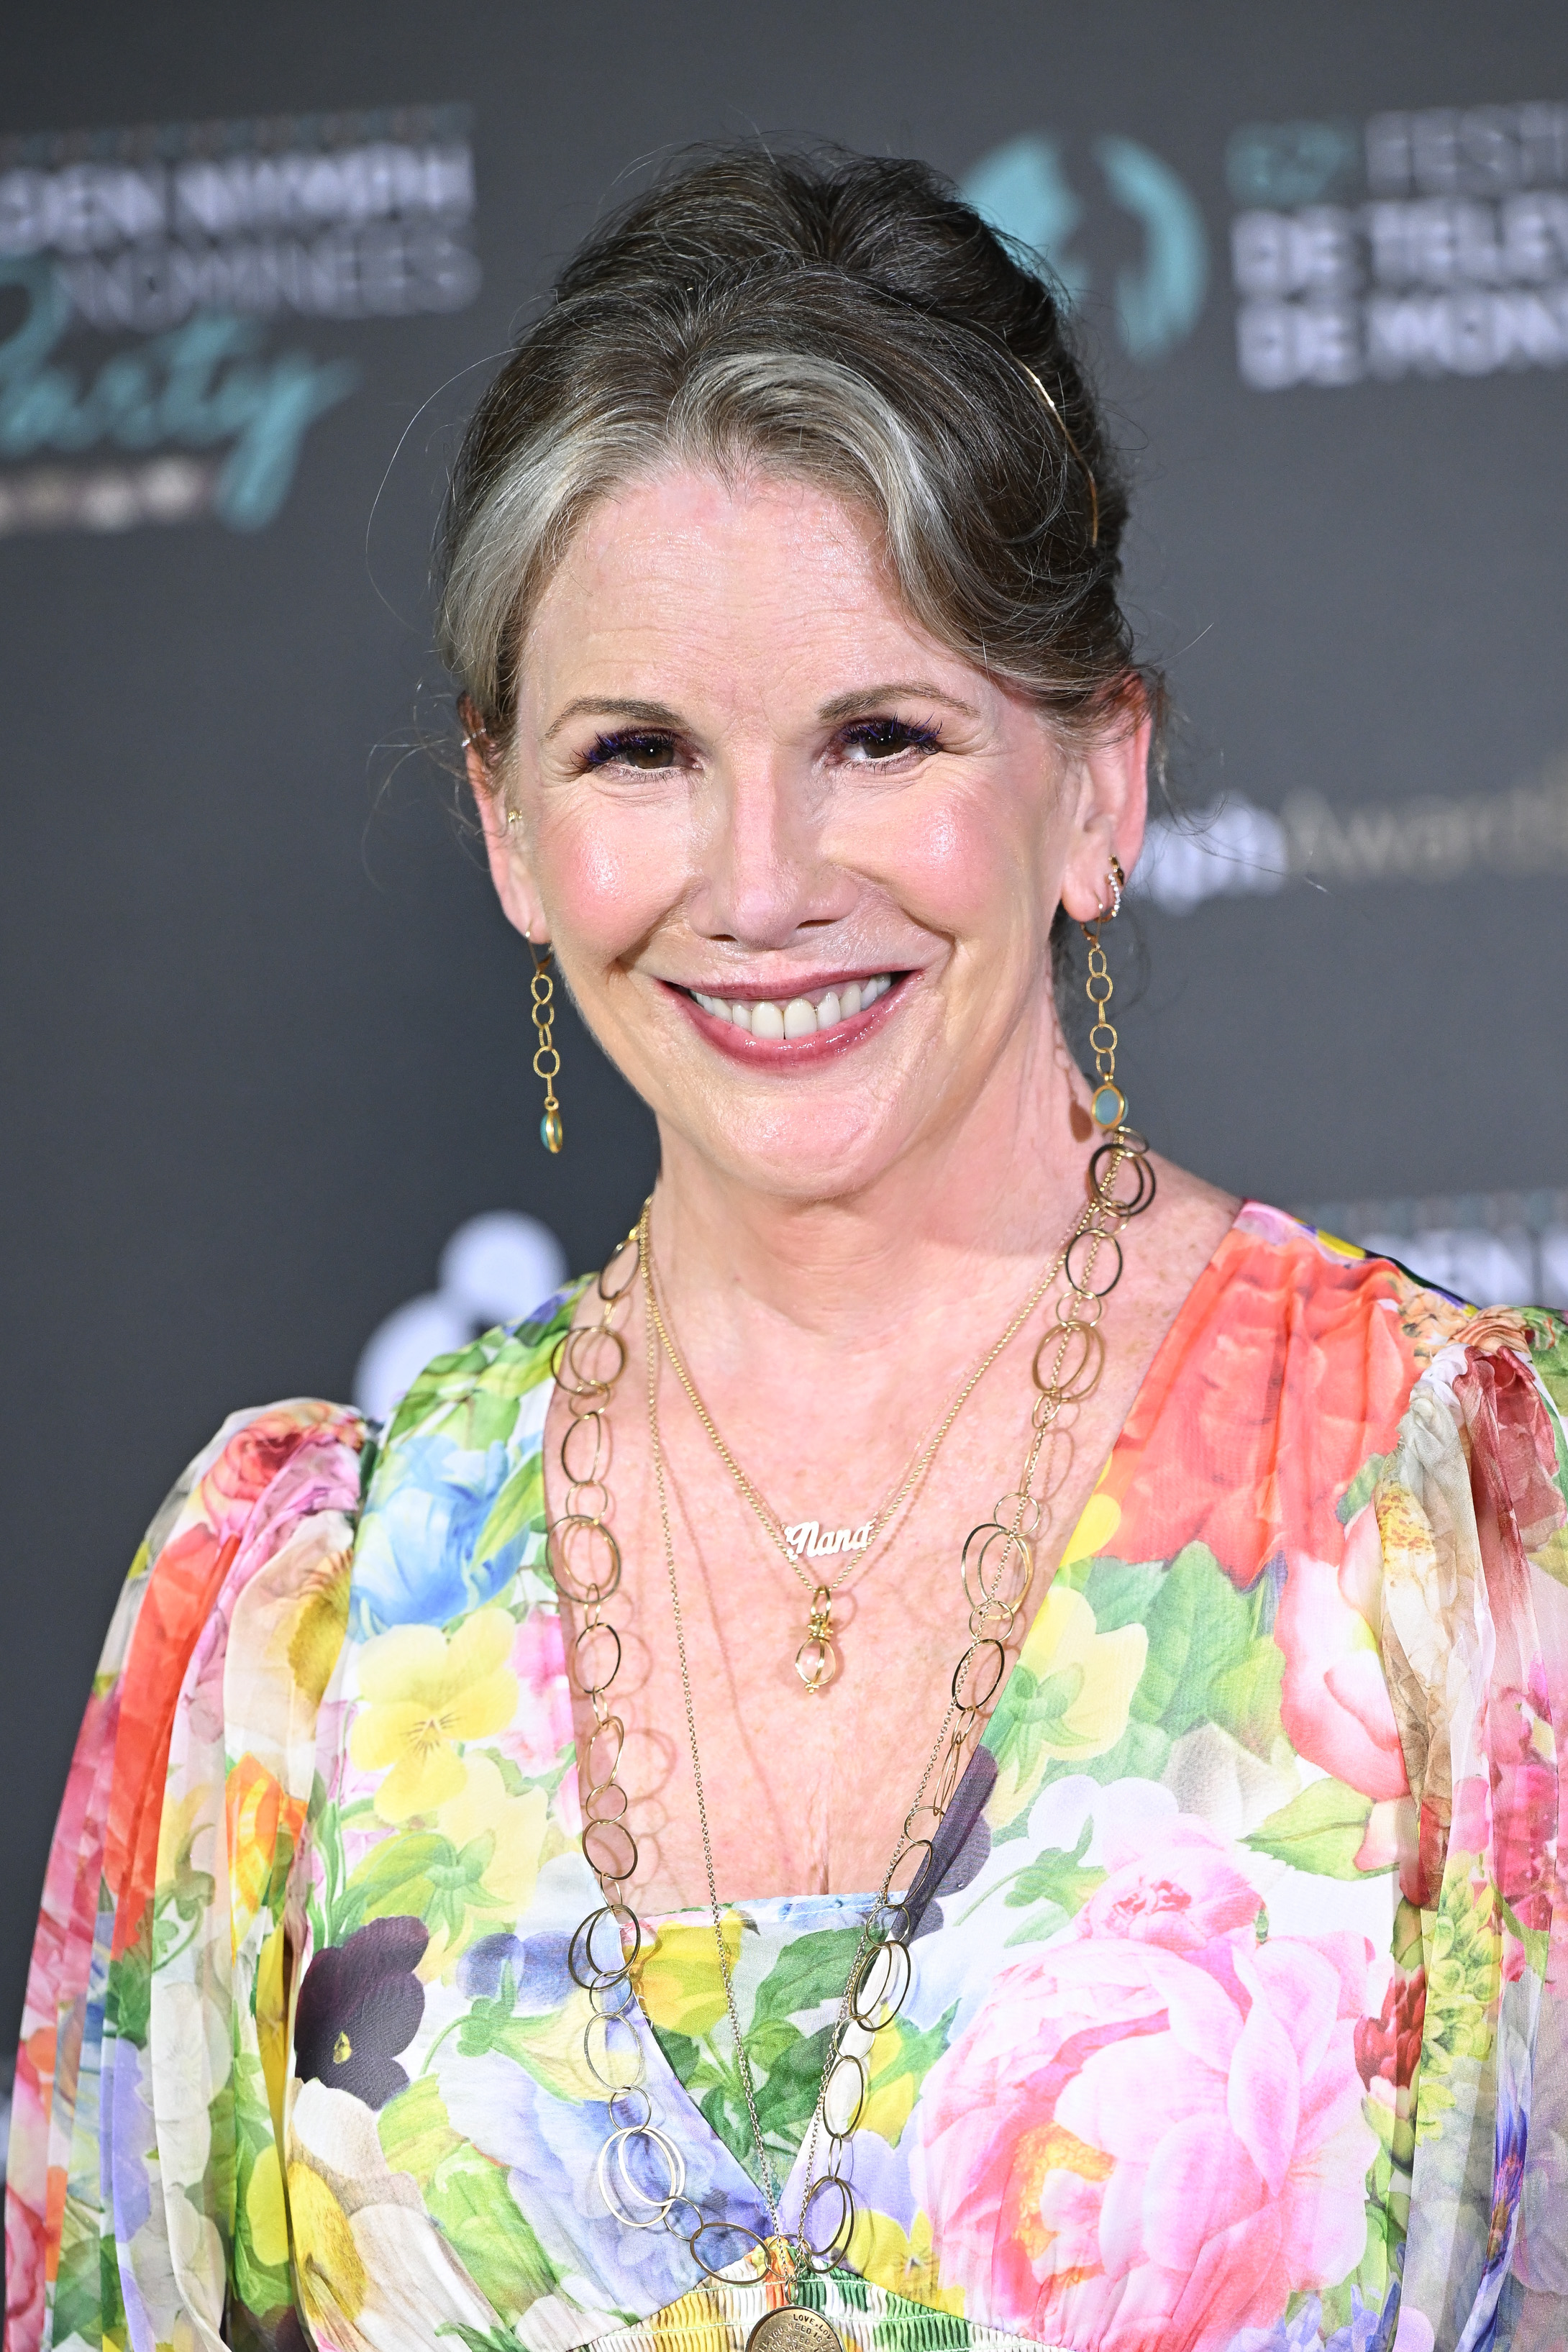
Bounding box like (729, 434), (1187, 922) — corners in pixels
(437, 145), (1156, 788)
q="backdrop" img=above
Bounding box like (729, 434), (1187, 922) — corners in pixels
(4, 0), (1567, 2054)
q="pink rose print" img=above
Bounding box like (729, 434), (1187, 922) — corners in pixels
(919, 1832), (1376, 2352)
(1072, 1820), (1264, 1954)
(500, 1605), (573, 1774)
(197, 1404), (339, 1539)
(1275, 1502), (1410, 1805)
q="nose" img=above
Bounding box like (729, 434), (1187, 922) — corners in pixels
(687, 745), (850, 949)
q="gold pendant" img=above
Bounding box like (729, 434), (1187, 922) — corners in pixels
(795, 1584), (837, 1694)
(746, 2310), (845, 2352)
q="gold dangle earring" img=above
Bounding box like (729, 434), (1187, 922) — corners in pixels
(1082, 857), (1127, 1131)
(529, 939), (564, 1154)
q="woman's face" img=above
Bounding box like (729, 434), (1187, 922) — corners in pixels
(481, 467), (1146, 1200)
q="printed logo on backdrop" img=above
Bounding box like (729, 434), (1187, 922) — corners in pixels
(1132, 743), (1568, 915)
(0, 104), (479, 537)
(1228, 100), (1568, 387)
(960, 134), (1208, 363)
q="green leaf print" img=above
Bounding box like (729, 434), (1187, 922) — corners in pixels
(380, 2073), (466, 2184)
(472, 1451), (545, 1569)
(1078, 1556), (1165, 1633)
(337, 1829), (506, 1948)
(1004, 1820), (1106, 1915)
(752, 1927), (867, 2025)
(1415, 1869), (1500, 2137)
(1246, 1776), (1375, 1877)
(753, 2020), (837, 2146)
(424, 2140), (558, 2318)
(1125, 1541), (1286, 1759)
(53, 2208), (108, 2347)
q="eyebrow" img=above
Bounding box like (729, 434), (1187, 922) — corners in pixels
(817, 681), (978, 722)
(545, 682), (978, 742)
(544, 696), (685, 743)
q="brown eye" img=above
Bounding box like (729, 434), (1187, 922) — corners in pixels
(840, 718), (941, 762)
(586, 730), (678, 772)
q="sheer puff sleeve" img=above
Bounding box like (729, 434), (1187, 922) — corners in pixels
(1376, 1309), (1568, 2352)
(5, 1399), (368, 2352)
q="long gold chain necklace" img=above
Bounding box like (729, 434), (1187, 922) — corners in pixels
(547, 1110), (1154, 2352)
(642, 1228), (1093, 1693)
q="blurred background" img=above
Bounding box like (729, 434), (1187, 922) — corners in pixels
(4, 0), (1567, 2081)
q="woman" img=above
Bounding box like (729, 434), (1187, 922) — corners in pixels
(7, 149), (1567, 2352)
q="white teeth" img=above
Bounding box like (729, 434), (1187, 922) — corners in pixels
(691, 975), (894, 1039)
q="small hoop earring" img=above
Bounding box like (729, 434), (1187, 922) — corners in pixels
(1081, 860), (1129, 1132)
(530, 944), (564, 1154)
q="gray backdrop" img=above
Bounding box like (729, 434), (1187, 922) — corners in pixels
(4, 0), (1567, 2043)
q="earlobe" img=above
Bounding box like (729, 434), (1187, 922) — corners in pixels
(463, 716), (550, 947)
(1059, 705), (1150, 923)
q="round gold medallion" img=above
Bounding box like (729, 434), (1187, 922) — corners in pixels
(745, 2309), (845, 2352)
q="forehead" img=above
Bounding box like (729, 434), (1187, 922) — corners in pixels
(523, 465), (939, 679)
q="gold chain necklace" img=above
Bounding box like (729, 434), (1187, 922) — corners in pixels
(642, 1225), (1085, 1692)
(547, 1121), (1154, 2352)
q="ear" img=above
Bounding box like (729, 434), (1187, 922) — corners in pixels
(462, 701), (550, 945)
(1057, 696), (1151, 925)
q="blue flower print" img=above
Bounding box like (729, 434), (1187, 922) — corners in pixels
(351, 1429), (534, 1632)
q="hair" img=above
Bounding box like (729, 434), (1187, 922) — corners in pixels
(437, 145), (1159, 788)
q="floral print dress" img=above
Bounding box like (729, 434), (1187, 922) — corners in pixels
(9, 1203), (1568, 2352)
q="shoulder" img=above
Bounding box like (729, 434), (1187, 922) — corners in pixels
(348, 1280), (586, 1636)
(1103, 1200), (1495, 1603)
(139, 1397), (371, 1587)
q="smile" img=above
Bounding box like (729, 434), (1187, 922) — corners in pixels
(688, 973), (895, 1040)
(669, 971), (907, 1062)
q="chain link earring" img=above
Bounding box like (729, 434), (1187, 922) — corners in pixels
(529, 943), (564, 1154)
(1082, 857), (1128, 1131)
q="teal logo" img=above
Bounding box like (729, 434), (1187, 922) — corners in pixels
(961, 134), (1208, 363)
(0, 255), (357, 529)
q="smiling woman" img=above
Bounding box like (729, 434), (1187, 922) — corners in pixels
(9, 147), (1568, 2352)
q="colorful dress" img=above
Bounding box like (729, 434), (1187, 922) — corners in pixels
(9, 1203), (1568, 2352)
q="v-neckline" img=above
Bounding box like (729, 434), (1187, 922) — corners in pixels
(542, 1198), (1250, 1919)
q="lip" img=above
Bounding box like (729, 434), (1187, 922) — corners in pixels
(662, 972), (911, 1064)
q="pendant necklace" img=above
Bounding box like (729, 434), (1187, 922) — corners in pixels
(642, 1233), (1093, 1694)
(546, 1107), (1154, 2352)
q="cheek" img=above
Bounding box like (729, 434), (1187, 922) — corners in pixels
(537, 802), (677, 960)
(881, 788), (1041, 937)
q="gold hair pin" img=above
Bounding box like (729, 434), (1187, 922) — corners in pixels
(1020, 363), (1100, 548)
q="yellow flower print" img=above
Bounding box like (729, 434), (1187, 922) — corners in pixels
(245, 2140), (290, 2271)
(849, 2206), (965, 2315)
(1061, 1487), (1121, 1569)
(289, 2159), (370, 2333)
(256, 1922), (289, 2145)
(419, 1754), (550, 1979)
(225, 1754), (306, 1952)
(990, 1586), (1147, 1827)
(350, 1610), (518, 1823)
(287, 2079), (494, 2350)
(635, 1913), (744, 2041)
(286, 1548), (353, 1706)
(155, 1787), (206, 1896)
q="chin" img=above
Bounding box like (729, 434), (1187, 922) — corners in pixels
(680, 1100), (917, 1200)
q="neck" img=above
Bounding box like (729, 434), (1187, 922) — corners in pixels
(648, 1008), (1096, 1366)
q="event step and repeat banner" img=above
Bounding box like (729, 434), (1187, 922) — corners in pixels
(3, 3), (1565, 2041)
